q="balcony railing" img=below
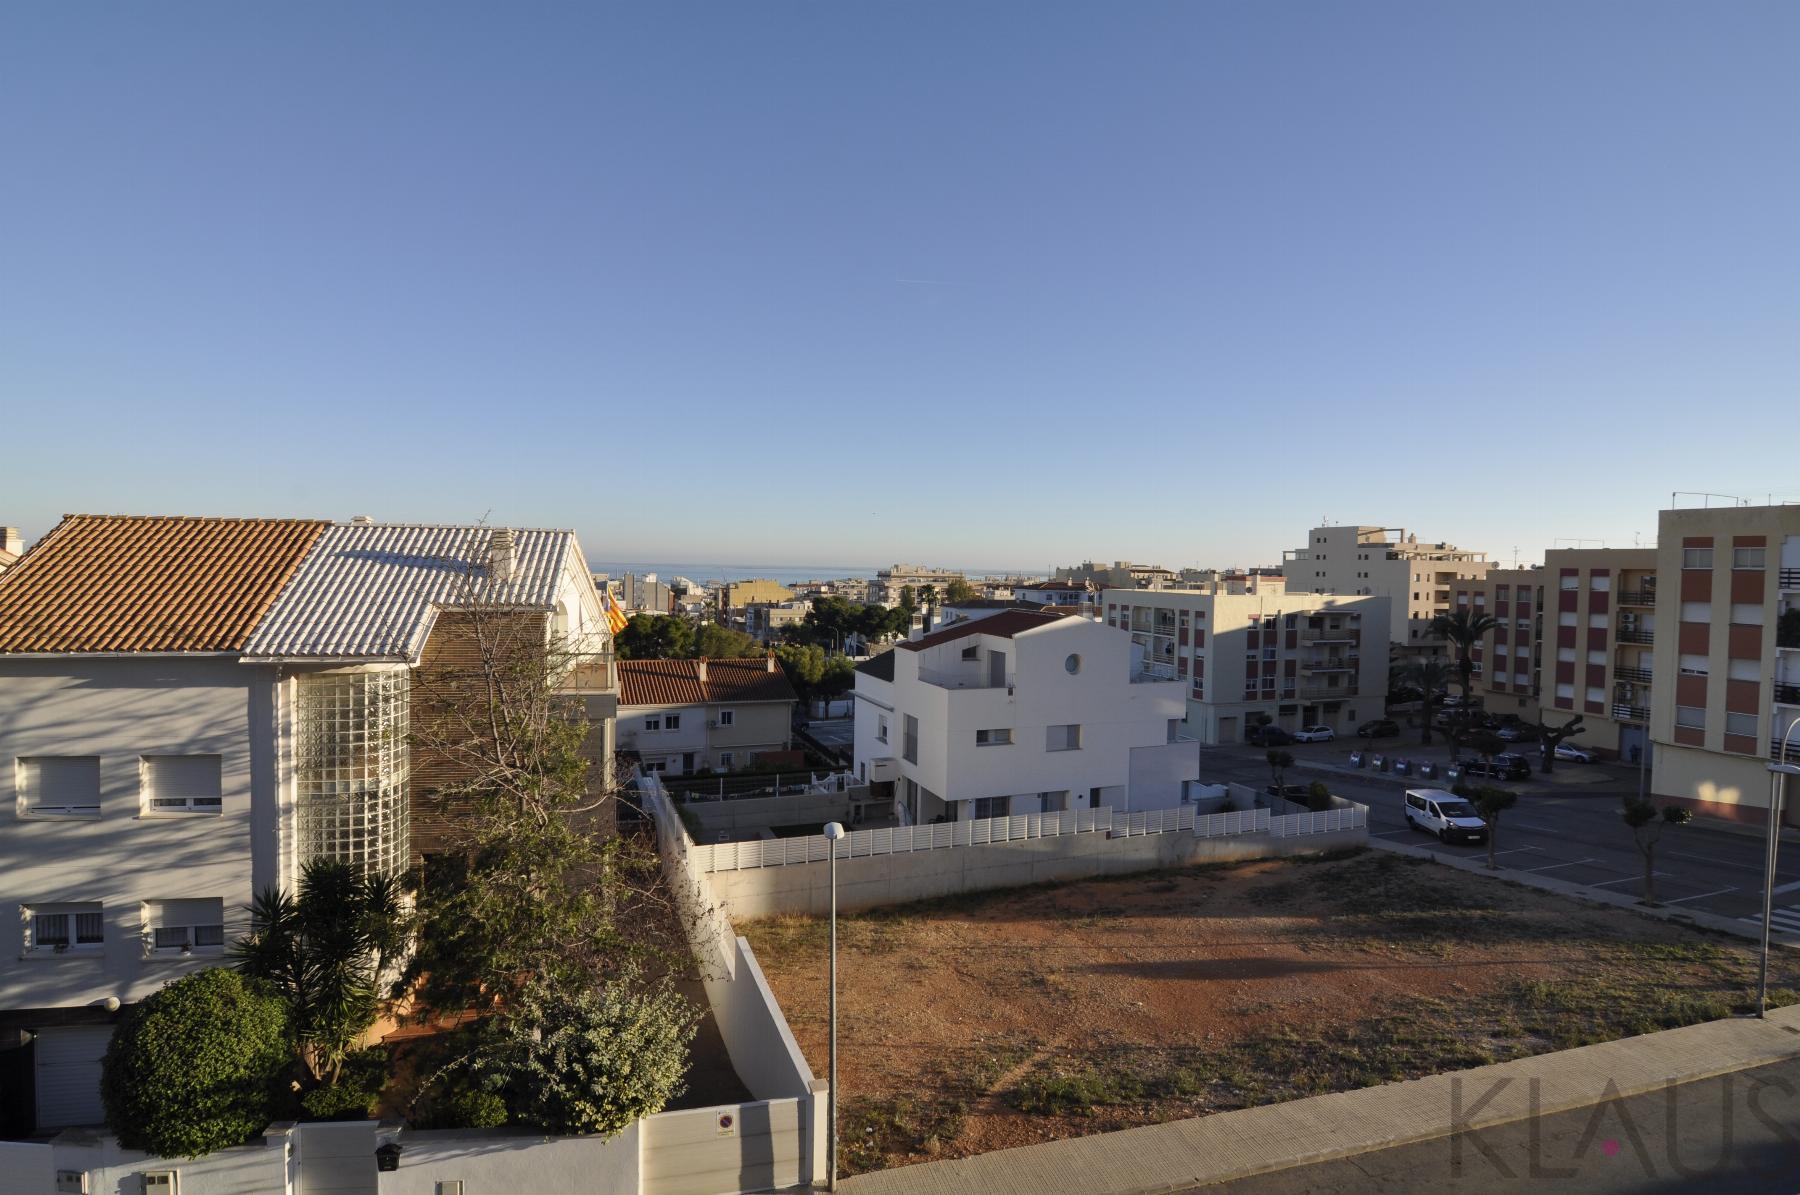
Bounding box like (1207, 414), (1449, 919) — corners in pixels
(1614, 666), (1654, 684)
(1617, 628), (1654, 645)
(1612, 703), (1651, 723)
(1299, 628), (1358, 644)
(1301, 657), (1358, 672)
(1300, 686), (1357, 700)
(560, 650), (617, 693)
(1132, 661), (1179, 683)
(1618, 590), (1657, 607)
(1776, 683), (1800, 706)
(1780, 568), (1800, 591)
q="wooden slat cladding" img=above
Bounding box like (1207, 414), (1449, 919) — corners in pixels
(408, 609), (615, 864)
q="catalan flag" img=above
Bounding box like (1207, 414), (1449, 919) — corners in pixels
(603, 588), (630, 635)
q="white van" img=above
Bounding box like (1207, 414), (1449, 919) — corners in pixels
(1403, 788), (1488, 844)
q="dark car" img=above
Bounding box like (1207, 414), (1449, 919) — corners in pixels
(1463, 752), (1533, 781)
(1265, 783), (1310, 800)
(1496, 723), (1540, 743)
(1357, 719), (1401, 739)
(1247, 724), (1295, 747)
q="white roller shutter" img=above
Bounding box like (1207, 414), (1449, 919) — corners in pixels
(34, 1025), (112, 1129)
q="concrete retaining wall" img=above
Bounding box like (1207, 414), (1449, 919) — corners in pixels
(716, 827), (1367, 919)
(379, 1122), (638, 1195)
(0, 1130), (293, 1195)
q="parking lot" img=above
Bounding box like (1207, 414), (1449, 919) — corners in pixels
(1206, 740), (1800, 934)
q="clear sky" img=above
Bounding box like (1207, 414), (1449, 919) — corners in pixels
(2, 3), (1795, 573)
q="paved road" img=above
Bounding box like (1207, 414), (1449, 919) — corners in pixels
(1203, 743), (1800, 932)
(1193, 1055), (1800, 1193)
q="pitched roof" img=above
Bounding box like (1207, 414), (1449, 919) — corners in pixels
(896, 609), (1064, 652)
(243, 523), (576, 662)
(855, 650), (895, 681)
(0, 515), (328, 654)
(618, 657), (798, 707)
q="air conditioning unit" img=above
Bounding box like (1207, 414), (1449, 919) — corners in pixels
(1620, 612), (1638, 626)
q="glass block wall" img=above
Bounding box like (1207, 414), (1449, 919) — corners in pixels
(295, 668), (410, 876)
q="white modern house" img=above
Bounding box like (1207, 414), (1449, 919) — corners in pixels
(0, 514), (616, 1135)
(852, 610), (1197, 822)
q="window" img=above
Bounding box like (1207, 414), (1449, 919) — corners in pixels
(1734, 547), (1765, 569)
(1494, 642), (1510, 656)
(1555, 682), (1575, 700)
(903, 715), (919, 764)
(665, 714), (682, 731)
(1064, 654), (1081, 675)
(970, 796), (1008, 820)
(975, 728), (1013, 746)
(876, 715), (888, 744)
(642, 760), (666, 774)
(1557, 646), (1576, 663)
(643, 716), (661, 732)
(1514, 672), (1530, 687)
(719, 752), (734, 769)
(716, 709), (735, 727)
(1586, 686), (1605, 704)
(1680, 601), (1711, 623)
(144, 899), (225, 955)
(1559, 612), (1577, 627)
(1590, 575), (1611, 592)
(142, 1173), (178, 1195)
(1730, 604), (1765, 627)
(961, 645), (979, 661)
(1726, 712), (1758, 738)
(1046, 724), (1082, 752)
(1683, 547), (1713, 570)
(1676, 706), (1706, 730)
(1588, 613), (1607, 629)
(1583, 649), (1603, 665)
(1679, 654), (1710, 676)
(16, 757), (100, 817)
(142, 755), (222, 814)
(1728, 658), (1762, 682)
(26, 902), (103, 953)
(1560, 575), (1579, 591)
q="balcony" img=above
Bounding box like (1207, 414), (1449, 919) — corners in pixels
(560, 650), (617, 693)
(1781, 568), (1800, 591)
(1299, 628), (1358, 644)
(1299, 686), (1357, 701)
(1612, 703), (1651, 723)
(1618, 589), (1657, 607)
(1617, 628), (1654, 645)
(1614, 666), (1654, 684)
(1132, 661), (1180, 683)
(1776, 683), (1800, 706)
(1301, 656), (1358, 672)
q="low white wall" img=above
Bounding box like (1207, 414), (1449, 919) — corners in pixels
(716, 826), (1367, 919)
(6, 1130), (291, 1195)
(640, 1098), (806, 1195)
(704, 936), (816, 1101)
(379, 1122), (638, 1195)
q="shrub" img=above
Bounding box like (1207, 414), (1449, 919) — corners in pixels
(1306, 782), (1333, 812)
(300, 1048), (389, 1120)
(478, 978), (699, 1135)
(102, 969), (292, 1157)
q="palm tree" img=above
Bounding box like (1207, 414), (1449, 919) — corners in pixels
(1429, 608), (1499, 707)
(233, 858), (412, 1083)
(1397, 657), (1452, 745)
(918, 584), (939, 632)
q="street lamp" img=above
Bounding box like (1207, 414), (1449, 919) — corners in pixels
(823, 820), (845, 1191)
(1759, 719), (1800, 1017)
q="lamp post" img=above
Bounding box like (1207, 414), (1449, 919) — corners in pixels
(823, 820), (845, 1191)
(1759, 720), (1800, 1018)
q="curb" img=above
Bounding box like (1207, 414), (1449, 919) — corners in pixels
(1365, 836), (1800, 949)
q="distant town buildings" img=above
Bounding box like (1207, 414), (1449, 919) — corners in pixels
(869, 563), (967, 607)
(0, 527), (22, 574)
(1285, 525), (1491, 660)
(720, 578), (796, 611)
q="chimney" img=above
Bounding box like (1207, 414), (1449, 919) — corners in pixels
(696, 657), (709, 685)
(1, 527), (21, 557)
(350, 514), (374, 524)
(766, 651), (776, 673)
(489, 528), (515, 584)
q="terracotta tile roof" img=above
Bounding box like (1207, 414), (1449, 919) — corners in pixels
(618, 657), (798, 707)
(896, 609), (1064, 652)
(0, 515), (328, 653)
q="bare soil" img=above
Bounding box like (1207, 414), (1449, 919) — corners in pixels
(742, 849), (1800, 1176)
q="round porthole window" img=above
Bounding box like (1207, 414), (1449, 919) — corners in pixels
(1064, 653), (1081, 675)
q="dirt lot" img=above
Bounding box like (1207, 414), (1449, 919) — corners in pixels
(742, 849), (1800, 1176)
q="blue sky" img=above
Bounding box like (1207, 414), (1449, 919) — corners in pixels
(2, 3), (1795, 572)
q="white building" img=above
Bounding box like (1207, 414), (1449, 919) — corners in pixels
(852, 610), (1197, 823)
(1105, 581), (1391, 744)
(1283, 524), (1490, 658)
(0, 515), (616, 1134)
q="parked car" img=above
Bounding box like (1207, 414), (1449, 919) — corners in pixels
(1462, 752), (1533, 781)
(1291, 725), (1336, 743)
(1246, 724), (1295, 747)
(1356, 719), (1401, 739)
(1554, 742), (1599, 764)
(1265, 783), (1310, 800)
(1404, 788), (1488, 844)
(1496, 723), (1540, 743)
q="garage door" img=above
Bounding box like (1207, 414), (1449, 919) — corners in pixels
(34, 1025), (112, 1130)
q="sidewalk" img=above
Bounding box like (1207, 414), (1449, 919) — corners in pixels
(835, 1003), (1800, 1195)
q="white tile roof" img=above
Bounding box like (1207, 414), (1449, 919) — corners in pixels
(242, 523), (575, 662)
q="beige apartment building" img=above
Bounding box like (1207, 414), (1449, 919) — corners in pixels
(869, 564), (967, 607)
(1285, 525), (1490, 660)
(720, 578), (796, 610)
(1105, 578), (1390, 745)
(1647, 504), (1800, 825)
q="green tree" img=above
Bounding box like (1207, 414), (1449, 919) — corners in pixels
(775, 642), (828, 713)
(1397, 656), (1453, 745)
(918, 584), (939, 629)
(1429, 608), (1499, 707)
(233, 859), (411, 1084)
(102, 969), (291, 1158)
(944, 577), (978, 603)
(692, 622), (763, 659)
(616, 613), (693, 660)
(1534, 713), (1586, 773)
(1266, 749), (1295, 795)
(897, 585), (917, 623)
(1305, 781), (1333, 813)
(473, 977), (699, 1136)
(1620, 796), (1693, 906)
(1470, 784), (1517, 870)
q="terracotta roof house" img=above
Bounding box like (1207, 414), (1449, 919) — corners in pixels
(0, 514), (617, 1136)
(617, 656), (798, 776)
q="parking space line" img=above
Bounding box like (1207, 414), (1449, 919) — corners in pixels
(1370, 830), (1412, 838)
(1490, 847), (1543, 857)
(1772, 879), (1800, 896)
(1660, 887), (1739, 905)
(1523, 857), (1600, 872)
(1588, 872), (1671, 887)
